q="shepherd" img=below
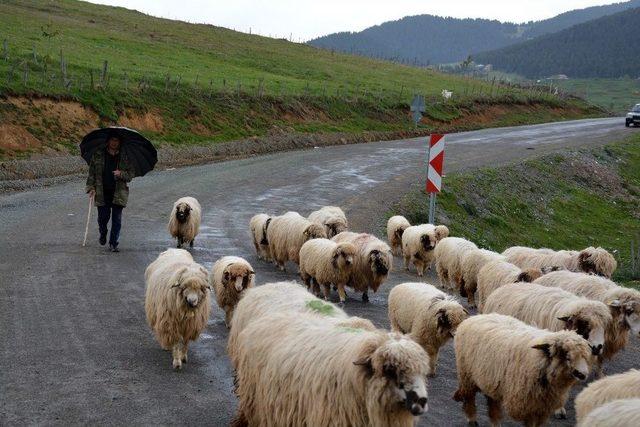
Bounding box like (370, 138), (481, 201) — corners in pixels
(81, 127), (157, 252)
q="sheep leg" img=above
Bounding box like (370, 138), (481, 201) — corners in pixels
(427, 350), (439, 377)
(362, 291), (369, 303)
(553, 407), (567, 419)
(337, 284), (347, 304)
(172, 341), (185, 370)
(465, 282), (477, 308)
(301, 274), (312, 291)
(224, 308), (233, 328)
(182, 342), (189, 363)
(454, 386), (478, 426)
(189, 238), (194, 248)
(594, 357), (605, 378)
(176, 236), (183, 248)
(416, 260), (425, 277)
(436, 264), (448, 289)
(486, 395), (503, 426)
(403, 255), (411, 271)
(321, 283), (331, 301)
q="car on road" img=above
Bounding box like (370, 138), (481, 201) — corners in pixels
(626, 103), (640, 127)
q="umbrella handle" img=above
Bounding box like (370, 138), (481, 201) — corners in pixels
(82, 195), (94, 247)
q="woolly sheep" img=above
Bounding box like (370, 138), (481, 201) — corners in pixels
(299, 238), (356, 303)
(308, 206), (349, 238)
(266, 211), (327, 270)
(249, 213), (272, 261)
(476, 260), (544, 312)
(401, 224), (449, 277)
(454, 313), (592, 426)
(233, 311), (430, 426)
(433, 237), (478, 291)
(575, 369), (640, 425)
(389, 282), (468, 376)
(503, 246), (617, 278)
(168, 197), (202, 248)
(332, 231), (393, 302)
(459, 249), (504, 307)
(387, 215), (411, 256)
(210, 256), (255, 328)
(484, 283), (613, 358)
(579, 399), (640, 427)
(144, 249), (211, 370)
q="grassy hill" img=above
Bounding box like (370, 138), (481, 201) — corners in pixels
(0, 0), (601, 160)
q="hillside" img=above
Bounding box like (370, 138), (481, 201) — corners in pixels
(0, 0), (602, 161)
(308, 0), (640, 65)
(474, 7), (640, 78)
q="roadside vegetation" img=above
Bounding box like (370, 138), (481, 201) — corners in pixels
(390, 133), (640, 288)
(555, 78), (640, 115)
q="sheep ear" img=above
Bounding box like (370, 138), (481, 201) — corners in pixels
(516, 271), (532, 282)
(532, 342), (551, 357)
(557, 316), (574, 328)
(249, 270), (255, 275)
(353, 356), (373, 376)
(557, 316), (571, 323)
(437, 308), (450, 329)
(171, 266), (188, 288)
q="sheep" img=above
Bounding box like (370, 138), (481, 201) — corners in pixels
(308, 206), (348, 238)
(210, 256), (255, 328)
(332, 231), (393, 303)
(459, 249), (504, 307)
(433, 237), (478, 291)
(387, 215), (411, 256)
(534, 270), (640, 370)
(249, 213), (272, 261)
(144, 249), (211, 370)
(454, 313), (592, 426)
(579, 399), (640, 427)
(575, 369), (640, 425)
(401, 224), (450, 277)
(476, 260), (545, 312)
(299, 238), (356, 303)
(266, 211), (327, 270)
(388, 282), (469, 376)
(233, 311), (430, 427)
(167, 196), (201, 248)
(503, 246), (617, 278)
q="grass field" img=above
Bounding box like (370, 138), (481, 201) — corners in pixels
(0, 0), (602, 160)
(391, 133), (640, 288)
(556, 78), (640, 115)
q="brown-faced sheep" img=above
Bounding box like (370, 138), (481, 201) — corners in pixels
(299, 238), (356, 303)
(484, 283), (613, 359)
(401, 224), (449, 277)
(249, 213), (272, 261)
(459, 249), (504, 307)
(233, 311), (430, 427)
(454, 313), (592, 426)
(579, 398), (640, 427)
(144, 249), (211, 370)
(389, 282), (468, 376)
(308, 206), (348, 238)
(210, 256), (255, 328)
(266, 211), (327, 270)
(575, 369), (640, 425)
(168, 197), (202, 248)
(433, 237), (478, 292)
(503, 246), (617, 278)
(534, 270), (640, 369)
(476, 260), (544, 312)
(387, 215), (411, 256)
(332, 231), (393, 303)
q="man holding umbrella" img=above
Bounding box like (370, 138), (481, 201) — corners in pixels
(82, 127), (157, 252)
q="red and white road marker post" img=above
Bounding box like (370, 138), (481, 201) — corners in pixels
(426, 134), (446, 224)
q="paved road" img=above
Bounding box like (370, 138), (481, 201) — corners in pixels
(1, 117), (637, 426)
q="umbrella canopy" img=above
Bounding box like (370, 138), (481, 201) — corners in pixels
(80, 127), (157, 177)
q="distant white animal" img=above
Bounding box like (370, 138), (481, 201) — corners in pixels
(442, 90), (453, 100)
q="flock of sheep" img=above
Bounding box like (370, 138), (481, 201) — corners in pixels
(143, 196), (640, 426)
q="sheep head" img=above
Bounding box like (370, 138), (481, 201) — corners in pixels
(516, 268), (544, 283)
(303, 223), (327, 241)
(434, 225), (449, 242)
(578, 247), (617, 278)
(368, 249), (391, 277)
(557, 301), (612, 356)
(332, 242), (356, 270)
(436, 304), (469, 339)
(327, 221), (347, 238)
(610, 291), (640, 337)
(420, 233), (435, 252)
(531, 331), (591, 385)
(171, 265), (210, 309)
(175, 202), (192, 224)
(394, 226), (407, 242)
(260, 217), (272, 245)
(224, 263), (255, 293)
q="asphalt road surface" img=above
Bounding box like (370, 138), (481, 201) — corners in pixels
(1, 117), (637, 426)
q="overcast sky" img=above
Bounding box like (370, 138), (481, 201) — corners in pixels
(86, 0), (624, 41)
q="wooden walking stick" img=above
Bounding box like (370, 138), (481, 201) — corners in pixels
(82, 194), (94, 247)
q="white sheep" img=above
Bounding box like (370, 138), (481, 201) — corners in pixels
(401, 224), (449, 277)
(454, 313), (592, 426)
(299, 238), (356, 303)
(144, 249), (211, 370)
(433, 237), (478, 291)
(308, 206), (348, 238)
(266, 211), (327, 270)
(459, 248), (504, 307)
(575, 369), (640, 425)
(332, 231), (393, 302)
(210, 256), (255, 328)
(579, 398), (640, 427)
(167, 197), (202, 248)
(249, 213), (272, 261)
(503, 246), (617, 278)
(476, 259), (544, 312)
(233, 311), (430, 426)
(387, 215), (411, 256)
(389, 282), (468, 376)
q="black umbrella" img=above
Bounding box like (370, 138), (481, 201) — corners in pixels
(80, 127), (157, 177)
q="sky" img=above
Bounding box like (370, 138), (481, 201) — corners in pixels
(86, 0), (624, 41)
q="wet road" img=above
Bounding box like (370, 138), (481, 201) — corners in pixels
(1, 117), (637, 426)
